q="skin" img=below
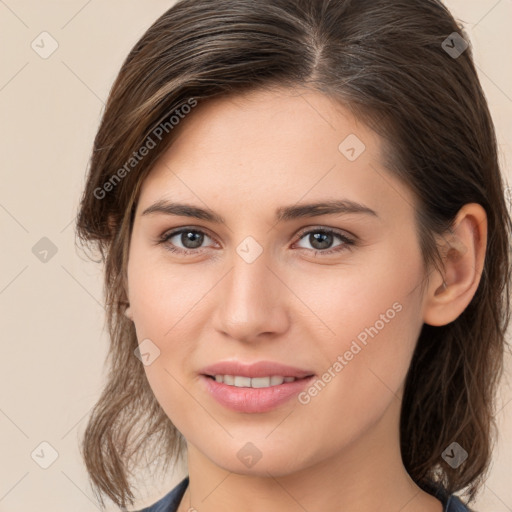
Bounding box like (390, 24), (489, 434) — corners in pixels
(125, 87), (487, 512)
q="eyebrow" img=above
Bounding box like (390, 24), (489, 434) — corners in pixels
(141, 199), (378, 224)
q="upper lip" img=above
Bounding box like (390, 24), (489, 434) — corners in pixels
(201, 360), (315, 379)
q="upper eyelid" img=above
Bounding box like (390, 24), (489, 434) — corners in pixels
(295, 225), (355, 240)
(160, 226), (218, 245)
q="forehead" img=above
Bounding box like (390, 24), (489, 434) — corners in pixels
(165, 87), (373, 157)
(136, 87), (414, 221)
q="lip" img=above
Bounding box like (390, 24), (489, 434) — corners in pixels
(200, 360), (315, 379)
(201, 374), (316, 413)
(199, 360), (316, 413)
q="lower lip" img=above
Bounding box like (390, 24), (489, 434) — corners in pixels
(200, 375), (315, 413)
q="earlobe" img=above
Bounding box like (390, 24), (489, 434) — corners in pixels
(423, 203), (487, 327)
(124, 305), (133, 321)
(122, 270), (132, 321)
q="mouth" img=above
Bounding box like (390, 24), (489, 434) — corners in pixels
(200, 371), (316, 413)
(199, 360), (316, 413)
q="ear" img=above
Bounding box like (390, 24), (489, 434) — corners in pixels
(107, 213), (134, 320)
(124, 305), (134, 321)
(423, 203), (487, 326)
(122, 263), (132, 321)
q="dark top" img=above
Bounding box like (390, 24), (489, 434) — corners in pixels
(136, 476), (473, 512)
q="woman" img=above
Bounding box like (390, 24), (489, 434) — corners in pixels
(76, 1), (511, 511)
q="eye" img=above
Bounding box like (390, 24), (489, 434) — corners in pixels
(157, 226), (355, 256)
(158, 228), (216, 255)
(294, 227), (355, 255)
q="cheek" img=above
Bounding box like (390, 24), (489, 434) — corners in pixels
(127, 247), (212, 427)
(299, 247), (425, 408)
(292, 248), (423, 348)
(294, 296), (422, 458)
(127, 246), (203, 337)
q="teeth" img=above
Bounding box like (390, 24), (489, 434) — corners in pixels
(234, 376), (251, 387)
(252, 377), (273, 388)
(212, 375), (298, 388)
(223, 375), (235, 385)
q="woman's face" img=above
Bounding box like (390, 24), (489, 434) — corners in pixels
(127, 87), (430, 475)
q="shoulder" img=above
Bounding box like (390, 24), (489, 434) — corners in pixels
(133, 477), (474, 512)
(422, 481), (474, 512)
(134, 476), (189, 512)
(445, 494), (474, 512)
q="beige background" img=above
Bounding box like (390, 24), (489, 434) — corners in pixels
(0, 1), (511, 511)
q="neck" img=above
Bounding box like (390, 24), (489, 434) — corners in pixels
(177, 398), (443, 512)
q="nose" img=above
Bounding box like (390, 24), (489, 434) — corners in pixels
(212, 247), (290, 343)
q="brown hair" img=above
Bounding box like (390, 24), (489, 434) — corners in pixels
(76, 0), (512, 509)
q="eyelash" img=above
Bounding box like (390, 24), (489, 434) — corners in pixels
(157, 226), (356, 257)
